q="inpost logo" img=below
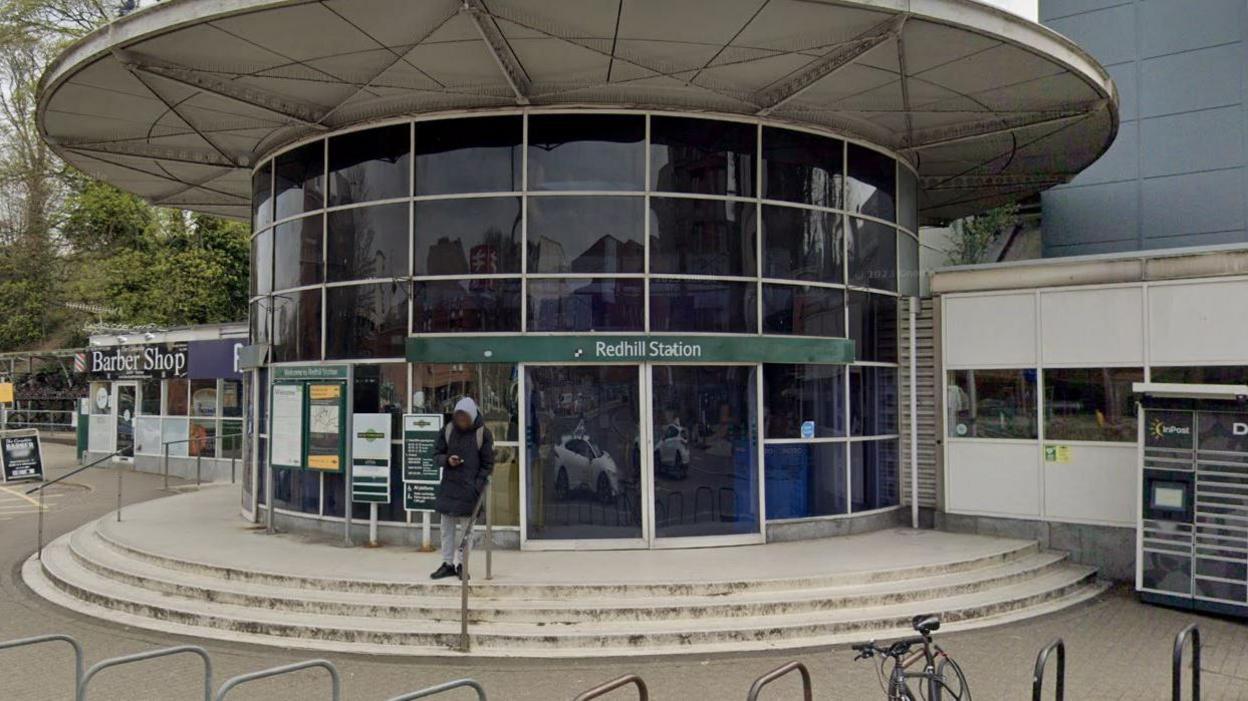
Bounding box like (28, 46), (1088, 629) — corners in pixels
(1150, 418), (1190, 440)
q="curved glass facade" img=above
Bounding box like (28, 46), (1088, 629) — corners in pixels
(249, 110), (918, 537)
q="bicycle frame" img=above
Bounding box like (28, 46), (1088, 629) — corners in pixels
(886, 638), (946, 700)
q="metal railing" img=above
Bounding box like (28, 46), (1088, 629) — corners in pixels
(746, 661), (813, 701)
(457, 478), (492, 652)
(78, 645), (212, 701)
(1173, 624), (1201, 701)
(0, 633), (85, 693)
(214, 659), (340, 701)
(27, 447), (131, 558)
(161, 432), (244, 490)
(1, 407), (75, 431)
(386, 679), (487, 701)
(572, 675), (649, 701)
(1032, 638), (1066, 701)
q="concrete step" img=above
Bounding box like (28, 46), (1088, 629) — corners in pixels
(90, 518), (1043, 599)
(32, 532), (1105, 657)
(67, 527), (1077, 624)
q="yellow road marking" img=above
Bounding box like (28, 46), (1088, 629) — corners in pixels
(0, 485), (43, 507)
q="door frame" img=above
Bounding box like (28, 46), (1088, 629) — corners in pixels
(518, 361), (766, 551)
(112, 380), (138, 463)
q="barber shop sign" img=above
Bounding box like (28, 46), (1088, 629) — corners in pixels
(87, 343), (188, 379)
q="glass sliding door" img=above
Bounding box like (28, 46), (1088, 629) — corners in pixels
(524, 365), (644, 546)
(649, 365), (761, 543)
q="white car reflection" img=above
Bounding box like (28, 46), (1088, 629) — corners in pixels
(553, 435), (619, 503)
(655, 423), (690, 479)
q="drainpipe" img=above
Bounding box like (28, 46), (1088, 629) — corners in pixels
(909, 298), (919, 529)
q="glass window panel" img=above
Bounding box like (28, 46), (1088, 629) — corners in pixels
(650, 116), (756, 197)
(139, 379), (161, 415)
(271, 288), (322, 362)
(251, 229), (273, 296)
(765, 443), (847, 519)
(275, 468), (320, 514)
(415, 116), (521, 196)
(527, 278), (644, 332)
(762, 206), (843, 283)
(252, 162), (272, 230)
(411, 278), (521, 333)
(846, 144), (896, 222)
(946, 369), (1038, 439)
(850, 366), (898, 436)
(135, 417), (161, 455)
(89, 381), (110, 415)
(274, 141), (324, 220)
(221, 420), (243, 459)
(412, 363), (518, 441)
(190, 379), (217, 417)
(326, 203), (409, 282)
(162, 417), (188, 457)
(762, 127), (843, 208)
(165, 378), (189, 416)
(649, 279), (757, 334)
(848, 217), (896, 291)
(414, 197), (521, 276)
(764, 364), (845, 438)
(189, 418), (217, 457)
(762, 284), (844, 337)
(1151, 366), (1248, 385)
(527, 196), (644, 274)
(221, 380), (242, 418)
(489, 446), (520, 527)
(898, 166), (919, 233)
(898, 231), (919, 298)
(847, 291), (897, 363)
(272, 215), (323, 290)
(353, 363), (406, 438)
(328, 123), (410, 206)
(1044, 367), (1143, 442)
(325, 283), (408, 359)
(649, 198), (756, 277)
(528, 114), (645, 191)
(850, 438), (899, 511)
(250, 301), (270, 346)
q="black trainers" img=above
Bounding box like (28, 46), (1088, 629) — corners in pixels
(430, 562), (456, 580)
(456, 564), (469, 581)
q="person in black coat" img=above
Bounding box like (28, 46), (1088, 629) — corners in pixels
(430, 397), (494, 580)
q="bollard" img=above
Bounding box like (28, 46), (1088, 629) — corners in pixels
(162, 442), (169, 490)
(116, 464), (123, 522)
(196, 450), (202, 487)
(36, 487), (45, 560)
(231, 457), (236, 484)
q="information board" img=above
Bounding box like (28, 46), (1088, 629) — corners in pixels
(351, 414), (392, 504)
(0, 431), (44, 482)
(403, 413), (443, 512)
(270, 384), (304, 469)
(306, 382), (345, 471)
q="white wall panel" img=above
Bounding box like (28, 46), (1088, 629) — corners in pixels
(1041, 287), (1144, 365)
(944, 293), (1037, 368)
(88, 414), (113, 453)
(1149, 280), (1248, 364)
(946, 442), (1041, 517)
(1042, 444), (1136, 526)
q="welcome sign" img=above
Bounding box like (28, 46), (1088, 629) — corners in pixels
(87, 343), (188, 380)
(408, 334), (855, 365)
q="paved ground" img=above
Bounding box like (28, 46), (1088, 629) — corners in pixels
(1, 442), (1246, 700)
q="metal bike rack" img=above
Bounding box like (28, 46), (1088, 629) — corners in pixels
(214, 659), (340, 701)
(0, 634), (85, 693)
(1172, 623), (1201, 701)
(746, 661), (813, 701)
(573, 674), (649, 701)
(78, 645), (212, 701)
(1032, 638), (1066, 701)
(386, 678), (488, 700)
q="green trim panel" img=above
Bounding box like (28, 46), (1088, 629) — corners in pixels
(407, 334), (854, 364)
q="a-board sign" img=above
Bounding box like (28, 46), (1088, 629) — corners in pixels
(351, 414), (392, 504)
(1, 431), (44, 482)
(403, 413), (443, 512)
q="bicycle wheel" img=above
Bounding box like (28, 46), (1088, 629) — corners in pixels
(932, 658), (970, 701)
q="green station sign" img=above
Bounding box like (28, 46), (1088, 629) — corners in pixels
(407, 335), (854, 364)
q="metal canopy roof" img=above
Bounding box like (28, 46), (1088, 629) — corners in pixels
(38, 0), (1118, 223)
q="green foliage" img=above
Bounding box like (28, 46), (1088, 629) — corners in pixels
(947, 204), (1020, 266)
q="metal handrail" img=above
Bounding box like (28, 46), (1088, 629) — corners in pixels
(28, 448), (130, 559)
(78, 645), (212, 701)
(746, 661), (813, 701)
(0, 633), (85, 692)
(214, 659), (340, 701)
(26, 447), (129, 496)
(387, 678), (487, 701)
(1173, 623), (1201, 701)
(572, 674), (649, 701)
(1032, 638), (1065, 701)
(458, 478), (491, 652)
(161, 432), (244, 489)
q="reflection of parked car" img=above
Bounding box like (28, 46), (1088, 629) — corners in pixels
(655, 423), (689, 478)
(553, 435), (619, 503)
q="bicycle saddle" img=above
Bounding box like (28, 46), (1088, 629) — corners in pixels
(912, 614), (941, 635)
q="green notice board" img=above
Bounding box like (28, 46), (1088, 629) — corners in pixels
(269, 366), (349, 473)
(403, 413), (443, 512)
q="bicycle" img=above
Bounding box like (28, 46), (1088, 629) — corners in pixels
(851, 614), (971, 700)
